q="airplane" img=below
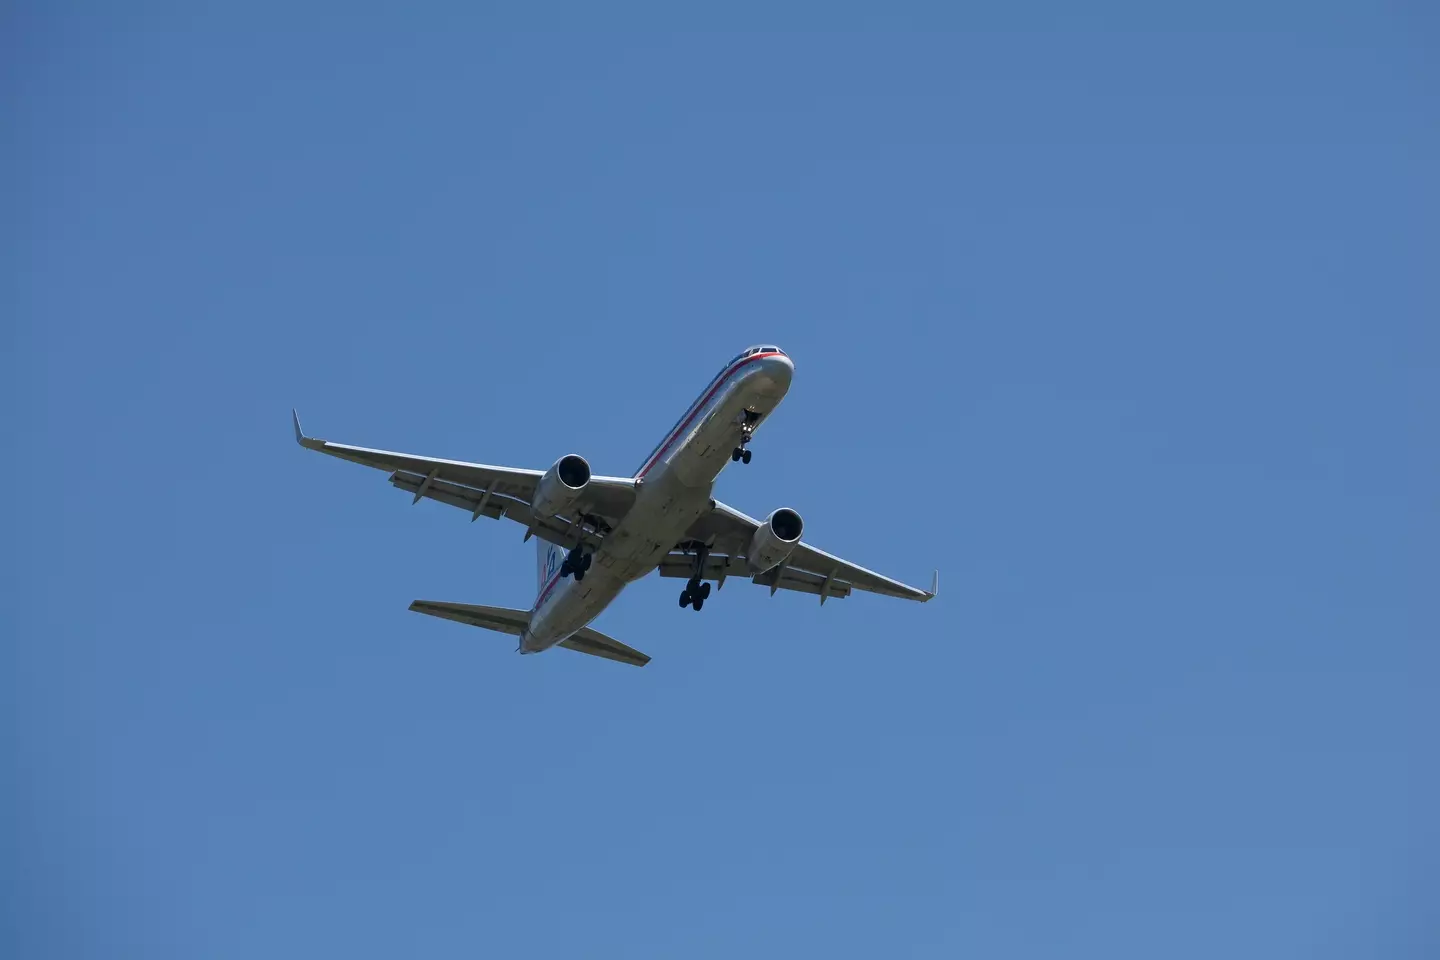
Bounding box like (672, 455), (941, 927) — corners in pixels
(293, 344), (936, 667)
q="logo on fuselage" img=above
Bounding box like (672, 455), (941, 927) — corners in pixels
(542, 543), (563, 584)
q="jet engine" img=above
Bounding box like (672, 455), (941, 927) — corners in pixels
(531, 454), (591, 519)
(746, 508), (804, 573)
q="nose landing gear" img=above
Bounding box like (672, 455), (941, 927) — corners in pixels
(731, 411), (760, 464)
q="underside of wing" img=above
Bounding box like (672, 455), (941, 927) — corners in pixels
(387, 471), (609, 551)
(293, 410), (637, 545)
(656, 552), (855, 601)
(679, 500), (936, 603)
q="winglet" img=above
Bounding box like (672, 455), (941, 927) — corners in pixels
(292, 409), (324, 450)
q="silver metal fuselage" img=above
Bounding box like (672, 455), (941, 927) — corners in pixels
(522, 351), (794, 653)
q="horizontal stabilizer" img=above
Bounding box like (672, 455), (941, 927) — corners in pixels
(557, 632), (651, 667)
(408, 601), (649, 667)
(409, 600), (528, 635)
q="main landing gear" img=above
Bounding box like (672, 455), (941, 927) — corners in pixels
(679, 577), (712, 611)
(560, 545), (592, 581)
(731, 411), (760, 464)
(679, 541), (713, 611)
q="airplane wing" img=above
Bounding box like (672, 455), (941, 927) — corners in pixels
(293, 411), (638, 548)
(673, 500), (938, 604)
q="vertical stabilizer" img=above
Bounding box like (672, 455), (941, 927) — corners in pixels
(538, 538), (565, 598)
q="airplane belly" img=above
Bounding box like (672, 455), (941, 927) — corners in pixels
(588, 473), (714, 585)
(526, 567), (624, 651)
(668, 380), (780, 488)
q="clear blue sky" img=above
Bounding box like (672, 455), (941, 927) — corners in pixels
(6, 7), (1437, 958)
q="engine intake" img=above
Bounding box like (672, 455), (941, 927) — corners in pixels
(747, 507), (804, 573)
(532, 454), (591, 519)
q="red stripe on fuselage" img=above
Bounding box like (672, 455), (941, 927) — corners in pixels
(532, 566), (564, 613)
(635, 351), (784, 479)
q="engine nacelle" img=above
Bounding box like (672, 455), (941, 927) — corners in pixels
(746, 508), (804, 573)
(531, 454), (591, 519)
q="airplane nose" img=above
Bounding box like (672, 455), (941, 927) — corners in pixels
(759, 353), (794, 391)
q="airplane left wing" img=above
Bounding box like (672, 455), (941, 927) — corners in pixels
(675, 500), (938, 603)
(292, 411), (638, 545)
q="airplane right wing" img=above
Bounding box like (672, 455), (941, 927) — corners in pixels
(293, 410), (638, 549)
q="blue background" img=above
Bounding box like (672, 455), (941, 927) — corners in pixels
(6, 8), (1437, 958)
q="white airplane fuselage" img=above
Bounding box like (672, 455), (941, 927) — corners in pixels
(523, 349), (794, 654)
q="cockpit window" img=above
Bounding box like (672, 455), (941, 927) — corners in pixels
(733, 345), (786, 363)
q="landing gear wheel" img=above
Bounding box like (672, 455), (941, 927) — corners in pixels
(682, 577), (710, 611)
(563, 547), (592, 581)
(741, 449), (752, 464)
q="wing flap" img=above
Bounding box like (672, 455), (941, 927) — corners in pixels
(389, 472), (606, 551)
(656, 553), (749, 582)
(391, 472), (522, 520)
(752, 565), (854, 600)
(656, 552), (856, 601)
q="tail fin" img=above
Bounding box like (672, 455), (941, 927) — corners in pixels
(538, 538), (566, 598)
